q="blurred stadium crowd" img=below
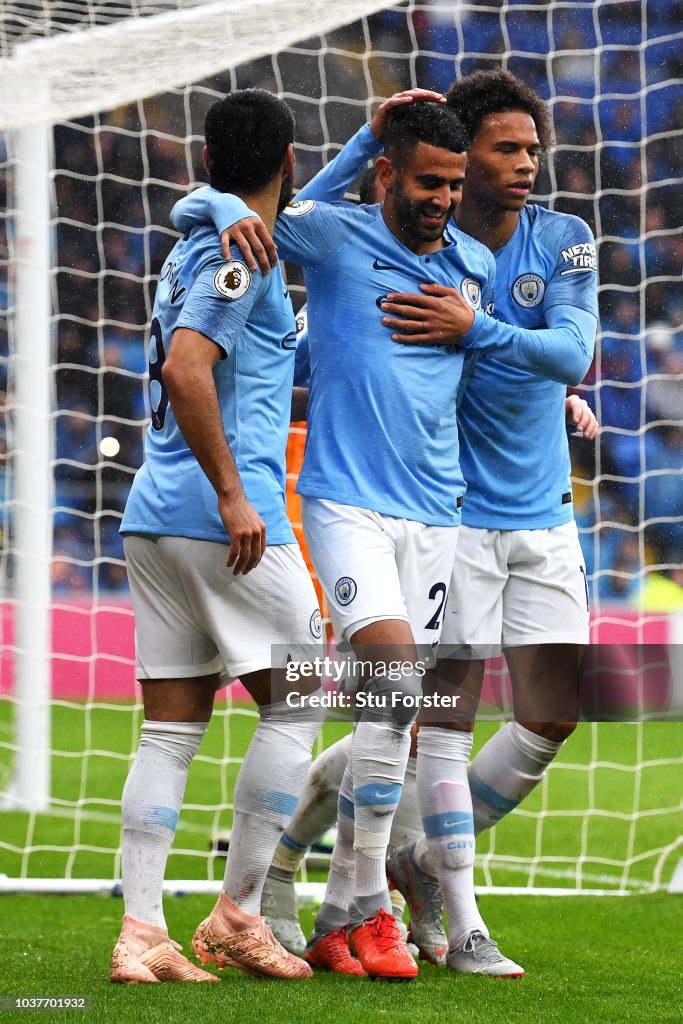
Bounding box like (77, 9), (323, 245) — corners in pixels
(0, 1), (681, 604)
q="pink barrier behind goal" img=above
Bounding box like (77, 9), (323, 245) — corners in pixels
(0, 601), (675, 704)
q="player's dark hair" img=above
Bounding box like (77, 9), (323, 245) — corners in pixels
(205, 89), (295, 194)
(383, 102), (469, 164)
(358, 165), (379, 204)
(446, 70), (552, 150)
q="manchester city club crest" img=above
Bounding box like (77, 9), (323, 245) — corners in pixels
(512, 273), (545, 308)
(309, 609), (323, 639)
(335, 576), (357, 606)
(460, 277), (482, 309)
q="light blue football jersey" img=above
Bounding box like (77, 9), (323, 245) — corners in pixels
(172, 190), (496, 527)
(294, 124), (598, 530)
(457, 204), (598, 529)
(121, 226), (297, 545)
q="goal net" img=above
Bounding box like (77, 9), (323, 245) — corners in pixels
(0, 0), (681, 896)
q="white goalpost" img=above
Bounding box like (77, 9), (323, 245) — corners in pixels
(3, 119), (53, 813)
(0, 0), (681, 897)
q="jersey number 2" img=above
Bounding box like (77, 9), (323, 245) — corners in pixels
(426, 582), (448, 630)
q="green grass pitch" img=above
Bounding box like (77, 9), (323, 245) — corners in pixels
(0, 893), (681, 1024)
(1, 701), (682, 1022)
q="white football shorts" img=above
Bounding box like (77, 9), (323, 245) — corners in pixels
(300, 496), (459, 647)
(124, 535), (322, 681)
(441, 521), (590, 657)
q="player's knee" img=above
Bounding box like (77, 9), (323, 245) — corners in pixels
(364, 668), (423, 727)
(520, 720), (577, 743)
(260, 690), (326, 750)
(139, 719), (208, 771)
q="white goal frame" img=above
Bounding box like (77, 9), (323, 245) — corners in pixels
(1, 0), (681, 896)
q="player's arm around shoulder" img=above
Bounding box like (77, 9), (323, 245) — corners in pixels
(171, 184), (358, 276)
(171, 185), (279, 276)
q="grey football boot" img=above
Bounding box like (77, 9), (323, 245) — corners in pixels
(447, 930), (524, 977)
(386, 842), (448, 966)
(260, 866), (307, 956)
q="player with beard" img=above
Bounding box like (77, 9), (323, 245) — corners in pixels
(111, 90), (324, 984)
(213, 73), (597, 978)
(171, 99), (499, 980)
(382, 70), (597, 979)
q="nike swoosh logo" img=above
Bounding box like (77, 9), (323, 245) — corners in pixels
(373, 258), (404, 272)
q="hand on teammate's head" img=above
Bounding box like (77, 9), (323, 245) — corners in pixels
(370, 88), (446, 141)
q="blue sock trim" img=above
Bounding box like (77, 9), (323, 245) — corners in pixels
(468, 771), (518, 816)
(280, 831), (309, 853)
(354, 782), (402, 807)
(338, 794), (355, 820)
(261, 790), (299, 817)
(141, 804), (178, 832)
(423, 810), (473, 840)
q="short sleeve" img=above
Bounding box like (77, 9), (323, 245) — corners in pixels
(176, 256), (263, 356)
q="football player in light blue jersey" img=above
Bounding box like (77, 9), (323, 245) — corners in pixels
(214, 74), (598, 978)
(171, 96), (506, 980)
(112, 90), (324, 985)
(174, 137), (493, 528)
(121, 223), (298, 547)
(381, 71), (598, 977)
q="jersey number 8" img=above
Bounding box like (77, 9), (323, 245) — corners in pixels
(149, 317), (169, 431)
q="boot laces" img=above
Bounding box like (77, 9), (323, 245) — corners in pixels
(463, 930), (500, 962)
(371, 909), (403, 953)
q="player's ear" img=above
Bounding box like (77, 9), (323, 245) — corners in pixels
(202, 145), (211, 176)
(375, 155), (395, 193)
(283, 143), (295, 182)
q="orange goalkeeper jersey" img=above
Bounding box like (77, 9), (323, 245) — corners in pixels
(286, 421), (327, 620)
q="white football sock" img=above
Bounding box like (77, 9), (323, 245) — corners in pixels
(389, 755), (422, 852)
(351, 720), (411, 914)
(272, 732), (352, 874)
(122, 719), (208, 928)
(469, 721), (564, 835)
(312, 753), (356, 938)
(417, 727), (487, 949)
(223, 700), (322, 916)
